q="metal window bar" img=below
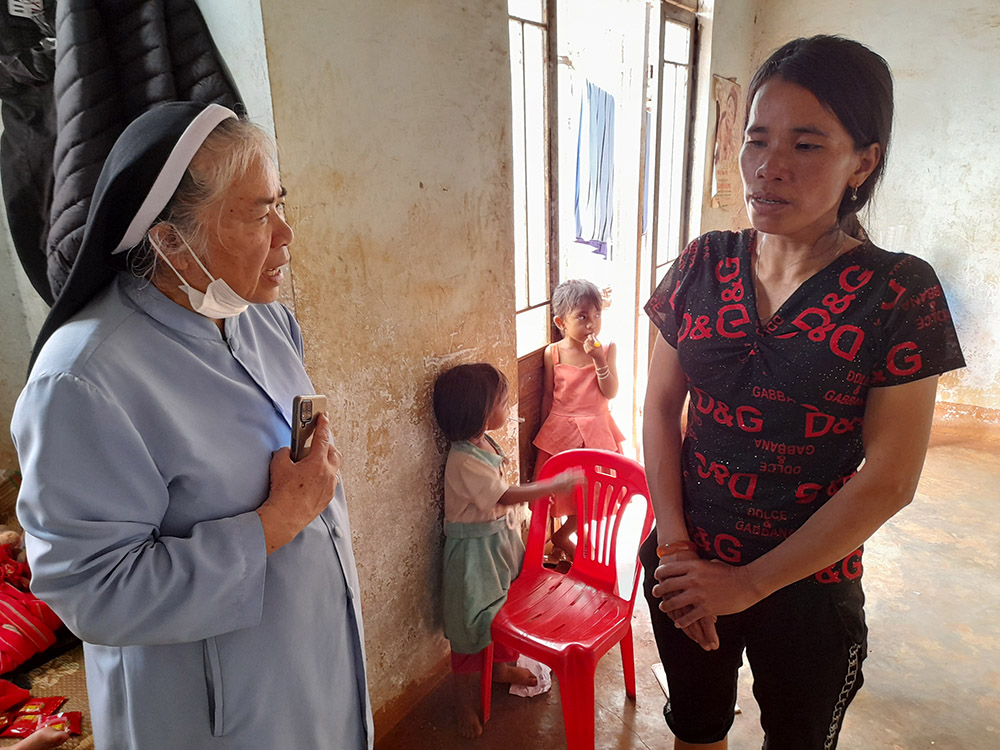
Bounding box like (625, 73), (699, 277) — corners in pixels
(510, 0), (557, 357)
(649, 6), (695, 282)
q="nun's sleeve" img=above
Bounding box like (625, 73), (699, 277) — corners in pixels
(12, 371), (267, 646)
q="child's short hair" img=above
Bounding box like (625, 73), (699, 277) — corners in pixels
(551, 279), (603, 320)
(432, 363), (509, 442)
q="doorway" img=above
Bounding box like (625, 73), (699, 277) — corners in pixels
(509, 0), (696, 476)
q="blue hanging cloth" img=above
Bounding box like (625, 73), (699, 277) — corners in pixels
(574, 80), (615, 259)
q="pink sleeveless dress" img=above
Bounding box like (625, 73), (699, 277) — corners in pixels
(534, 345), (625, 515)
(533, 345), (625, 516)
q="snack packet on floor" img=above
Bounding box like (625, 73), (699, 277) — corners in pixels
(18, 696), (66, 715)
(2, 713), (40, 738)
(38, 711), (82, 734)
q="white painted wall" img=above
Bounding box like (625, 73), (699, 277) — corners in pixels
(693, 0), (756, 236)
(0, 195), (46, 471)
(195, 0), (275, 134)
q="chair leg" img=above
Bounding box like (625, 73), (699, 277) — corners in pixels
(480, 642), (494, 724)
(620, 624), (637, 699)
(555, 660), (596, 750)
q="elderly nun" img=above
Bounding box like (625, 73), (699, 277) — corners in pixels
(12, 102), (372, 749)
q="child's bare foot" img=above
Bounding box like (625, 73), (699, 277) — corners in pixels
(551, 517), (578, 561)
(454, 671), (483, 738)
(493, 661), (538, 687)
(456, 701), (483, 738)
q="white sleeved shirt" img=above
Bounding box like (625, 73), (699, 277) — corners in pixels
(12, 274), (372, 749)
(443, 435), (509, 524)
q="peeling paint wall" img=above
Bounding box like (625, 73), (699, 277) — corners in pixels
(257, 0), (516, 716)
(698, 0), (1000, 412)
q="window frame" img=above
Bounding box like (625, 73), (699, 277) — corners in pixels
(648, 1), (698, 289)
(509, 0), (559, 358)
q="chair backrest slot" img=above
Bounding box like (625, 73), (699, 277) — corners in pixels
(534, 448), (655, 602)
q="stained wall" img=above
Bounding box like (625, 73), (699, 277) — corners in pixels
(256, 0), (517, 719)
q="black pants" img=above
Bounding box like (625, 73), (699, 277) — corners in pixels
(641, 534), (867, 749)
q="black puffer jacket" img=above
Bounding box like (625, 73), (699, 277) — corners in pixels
(0, 6), (57, 304)
(44, 0), (242, 301)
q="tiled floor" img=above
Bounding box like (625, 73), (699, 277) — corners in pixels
(376, 420), (1000, 749)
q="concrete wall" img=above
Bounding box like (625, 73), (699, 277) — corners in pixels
(257, 0), (517, 718)
(696, 0), (1000, 411)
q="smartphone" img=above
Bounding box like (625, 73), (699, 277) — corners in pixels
(291, 394), (328, 462)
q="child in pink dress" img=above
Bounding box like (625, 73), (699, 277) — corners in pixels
(533, 279), (625, 560)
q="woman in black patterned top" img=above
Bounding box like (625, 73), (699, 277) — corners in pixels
(641, 36), (964, 750)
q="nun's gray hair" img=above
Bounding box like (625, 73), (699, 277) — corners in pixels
(130, 118), (279, 276)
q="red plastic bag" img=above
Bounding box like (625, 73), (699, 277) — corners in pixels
(1, 584), (61, 633)
(0, 680), (29, 713)
(0, 584), (57, 674)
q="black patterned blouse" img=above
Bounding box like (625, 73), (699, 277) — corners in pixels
(645, 229), (965, 583)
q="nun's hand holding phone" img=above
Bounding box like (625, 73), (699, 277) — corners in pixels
(257, 413), (343, 555)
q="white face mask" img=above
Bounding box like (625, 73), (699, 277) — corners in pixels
(154, 234), (251, 319)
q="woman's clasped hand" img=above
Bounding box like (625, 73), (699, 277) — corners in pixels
(652, 554), (760, 629)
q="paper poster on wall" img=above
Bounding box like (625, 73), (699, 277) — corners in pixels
(711, 75), (741, 209)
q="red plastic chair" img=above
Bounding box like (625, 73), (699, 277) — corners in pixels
(480, 449), (654, 749)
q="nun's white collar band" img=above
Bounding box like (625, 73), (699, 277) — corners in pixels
(112, 103), (237, 254)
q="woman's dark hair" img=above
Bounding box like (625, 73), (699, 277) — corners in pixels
(746, 35), (893, 240)
(432, 363), (509, 442)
